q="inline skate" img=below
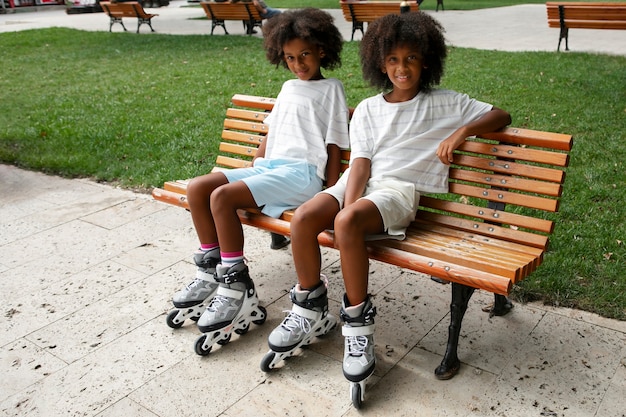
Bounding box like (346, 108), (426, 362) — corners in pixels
(260, 276), (336, 372)
(166, 249), (220, 329)
(341, 294), (377, 409)
(194, 261), (267, 355)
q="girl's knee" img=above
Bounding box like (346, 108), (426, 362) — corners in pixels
(188, 174), (225, 205)
(292, 203), (318, 237)
(209, 184), (229, 209)
(334, 209), (359, 234)
(186, 177), (204, 205)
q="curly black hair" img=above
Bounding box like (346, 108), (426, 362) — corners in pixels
(262, 8), (343, 71)
(360, 12), (447, 92)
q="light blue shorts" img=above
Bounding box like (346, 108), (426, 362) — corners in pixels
(224, 158), (323, 218)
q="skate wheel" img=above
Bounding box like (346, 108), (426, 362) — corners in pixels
(351, 383), (363, 409)
(260, 351), (276, 373)
(217, 333), (231, 345)
(235, 323), (249, 335)
(252, 306), (267, 325)
(166, 310), (184, 329)
(194, 335), (212, 356)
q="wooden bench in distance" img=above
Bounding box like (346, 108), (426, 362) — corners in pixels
(340, 0), (420, 40)
(100, 1), (158, 33)
(152, 94), (573, 380)
(546, 2), (626, 51)
(200, 1), (263, 35)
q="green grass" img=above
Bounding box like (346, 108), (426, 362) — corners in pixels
(1, 28), (624, 320)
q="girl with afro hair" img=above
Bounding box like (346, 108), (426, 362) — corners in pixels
(168, 8), (349, 354)
(281, 11), (511, 391)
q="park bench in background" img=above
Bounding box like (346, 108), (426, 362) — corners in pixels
(546, 2), (626, 51)
(200, 1), (263, 35)
(340, 0), (420, 40)
(152, 94), (573, 383)
(100, 1), (158, 33)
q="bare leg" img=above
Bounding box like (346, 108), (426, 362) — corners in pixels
(186, 172), (228, 244)
(334, 200), (384, 306)
(291, 193), (340, 289)
(210, 180), (258, 253)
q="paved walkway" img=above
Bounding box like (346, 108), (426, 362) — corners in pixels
(1, 1), (626, 54)
(1, 2), (626, 417)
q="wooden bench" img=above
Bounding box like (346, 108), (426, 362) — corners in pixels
(340, 0), (420, 40)
(200, 1), (263, 35)
(546, 2), (626, 51)
(152, 94), (573, 380)
(100, 1), (158, 33)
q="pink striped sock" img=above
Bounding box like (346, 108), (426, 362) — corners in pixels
(220, 251), (244, 267)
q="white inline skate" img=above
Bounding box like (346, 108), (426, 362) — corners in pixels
(166, 249), (220, 329)
(341, 295), (377, 409)
(194, 261), (267, 355)
(260, 276), (336, 372)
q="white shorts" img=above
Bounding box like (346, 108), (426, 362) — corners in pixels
(224, 157), (323, 218)
(322, 172), (421, 240)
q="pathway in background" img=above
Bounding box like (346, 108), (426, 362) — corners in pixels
(1, 1), (626, 55)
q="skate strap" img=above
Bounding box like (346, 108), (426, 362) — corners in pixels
(196, 269), (214, 281)
(215, 285), (244, 300)
(342, 324), (375, 337)
(292, 303), (322, 321)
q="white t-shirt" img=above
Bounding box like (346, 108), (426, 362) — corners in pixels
(349, 89), (493, 193)
(263, 78), (351, 180)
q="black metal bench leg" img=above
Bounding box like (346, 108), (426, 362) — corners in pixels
(557, 5), (569, 51)
(270, 232), (290, 250)
(110, 17), (127, 32)
(351, 21), (363, 41)
(435, 282), (474, 380)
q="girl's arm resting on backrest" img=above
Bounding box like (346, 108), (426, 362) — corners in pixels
(344, 157), (371, 207)
(436, 106), (511, 165)
(325, 144), (342, 187)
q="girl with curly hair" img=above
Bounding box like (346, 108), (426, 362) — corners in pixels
(167, 8), (349, 355)
(271, 11), (511, 399)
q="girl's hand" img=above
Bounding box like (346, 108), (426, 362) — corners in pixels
(436, 130), (466, 165)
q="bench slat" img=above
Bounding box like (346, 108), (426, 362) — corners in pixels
(216, 155), (253, 169)
(223, 119), (269, 134)
(225, 108), (270, 122)
(450, 169), (563, 198)
(219, 142), (258, 158)
(458, 140), (569, 167)
(455, 153), (565, 184)
(548, 20), (626, 30)
(448, 182), (559, 212)
(482, 127), (573, 151)
(231, 94), (276, 110)
(419, 196), (554, 233)
(221, 130), (265, 146)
